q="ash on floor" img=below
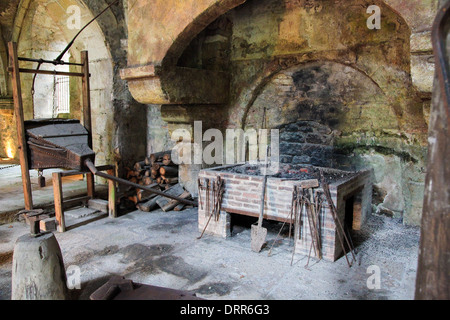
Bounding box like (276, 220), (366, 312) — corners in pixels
(0, 207), (420, 300)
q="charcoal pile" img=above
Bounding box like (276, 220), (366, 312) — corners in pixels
(222, 163), (357, 184)
(124, 151), (191, 211)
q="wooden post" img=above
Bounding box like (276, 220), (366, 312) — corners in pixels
(415, 1), (450, 300)
(8, 42), (33, 210)
(52, 172), (65, 233)
(81, 51), (95, 197)
(415, 82), (450, 299)
(81, 51), (92, 149)
(107, 168), (117, 218)
(86, 173), (95, 199)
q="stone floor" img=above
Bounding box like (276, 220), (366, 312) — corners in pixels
(0, 203), (421, 300)
(0, 164), (106, 224)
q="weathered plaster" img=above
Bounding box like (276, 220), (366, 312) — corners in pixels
(14, 0), (115, 167)
(121, 0), (245, 104)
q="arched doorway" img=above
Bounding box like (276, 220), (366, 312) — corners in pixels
(15, 0), (114, 166)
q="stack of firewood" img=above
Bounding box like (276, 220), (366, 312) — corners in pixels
(125, 151), (180, 205)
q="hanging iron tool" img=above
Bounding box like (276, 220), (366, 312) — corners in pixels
(267, 183), (298, 257)
(303, 188), (324, 269)
(319, 169), (356, 267)
(197, 176), (225, 240)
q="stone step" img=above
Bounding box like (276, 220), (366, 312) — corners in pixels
(88, 199), (109, 213)
(64, 207), (99, 219)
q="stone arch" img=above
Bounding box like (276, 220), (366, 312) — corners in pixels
(11, 0), (32, 43)
(161, 0), (246, 68)
(242, 61), (395, 164)
(381, 0), (439, 33)
(242, 60), (390, 131)
(13, 0), (115, 165)
(123, 0), (246, 105)
(222, 0), (428, 134)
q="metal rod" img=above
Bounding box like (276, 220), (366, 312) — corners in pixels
(290, 189), (300, 266)
(55, 0), (120, 62)
(18, 57), (83, 66)
(320, 170), (356, 267)
(302, 194), (319, 258)
(9, 67), (84, 77)
(197, 178), (204, 210)
(197, 206), (215, 240)
(267, 195), (296, 257)
(84, 159), (198, 207)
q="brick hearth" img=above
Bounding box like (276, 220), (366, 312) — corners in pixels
(198, 164), (373, 262)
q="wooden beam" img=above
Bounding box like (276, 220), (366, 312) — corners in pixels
(8, 67), (84, 77)
(58, 165), (115, 177)
(8, 42), (33, 210)
(52, 172), (65, 233)
(107, 168), (117, 218)
(81, 51), (92, 148)
(86, 172), (95, 199)
(415, 1), (450, 300)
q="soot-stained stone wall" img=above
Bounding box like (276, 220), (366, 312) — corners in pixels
(279, 121), (335, 167)
(176, 0), (432, 226)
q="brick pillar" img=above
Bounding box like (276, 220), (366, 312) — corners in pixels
(198, 210), (231, 238)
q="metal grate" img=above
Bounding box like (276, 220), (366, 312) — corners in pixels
(54, 76), (70, 114)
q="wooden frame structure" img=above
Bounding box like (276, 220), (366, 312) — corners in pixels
(52, 165), (116, 232)
(8, 42), (116, 231)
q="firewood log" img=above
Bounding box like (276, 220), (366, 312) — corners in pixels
(152, 163), (161, 171)
(142, 176), (153, 185)
(151, 168), (159, 178)
(162, 159), (174, 166)
(164, 177), (179, 185)
(136, 184), (160, 202)
(134, 170), (144, 178)
(154, 184), (185, 210)
(137, 197), (159, 212)
(134, 161), (146, 171)
(159, 166), (178, 177)
(126, 167), (137, 179)
(128, 195), (138, 204)
(150, 151), (172, 165)
(161, 191), (191, 212)
(174, 203), (186, 211)
(129, 177), (138, 184)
